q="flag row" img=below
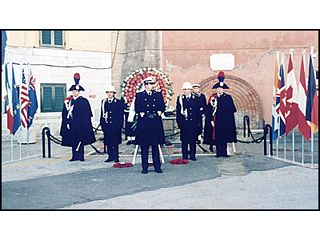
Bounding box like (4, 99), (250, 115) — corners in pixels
(3, 62), (38, 135)
(272, 48), (318, 141)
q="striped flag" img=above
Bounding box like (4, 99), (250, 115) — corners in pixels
(306, 53), (318, 133)
(20, 68), (30, 128)
(278, 54), (286, 136)
(297, 51), (311, 141)
(272, 51), (280, 140)
(285, 50), (299, 135)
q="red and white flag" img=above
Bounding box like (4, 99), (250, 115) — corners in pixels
(297, 51), (311, 141)
(285, 50), (299, 135)
(20, 68), (30, 128)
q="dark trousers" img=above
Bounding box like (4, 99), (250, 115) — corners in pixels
(140, 144), (161, 171)
(181, 141), (196, 160)
(107, 145), (119, 161)
(216, 140), (228, 157)
(72, 142), (84, 160)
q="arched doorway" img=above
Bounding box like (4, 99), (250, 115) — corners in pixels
(199, 74), (264, 129)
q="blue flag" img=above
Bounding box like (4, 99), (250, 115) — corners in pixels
(27, 70), (38, 127)
(11, 64), (21, 135)
(305, 53), (318, 133)
(1, 31), (7, 65)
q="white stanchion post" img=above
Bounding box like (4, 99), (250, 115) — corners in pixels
(158, 144), (165, 164)
(132, 145), (139, 165)
(232, 142), (236, 154)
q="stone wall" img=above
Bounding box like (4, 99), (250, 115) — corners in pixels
(111, 31), (162, 99)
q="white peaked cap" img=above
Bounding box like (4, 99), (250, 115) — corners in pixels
(181, 82), (193, 90)
(105, 85), (116, 92)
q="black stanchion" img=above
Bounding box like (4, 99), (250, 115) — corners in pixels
(263, 126), (268, 155)
(263, 124), (273, 156)
(268, 124), (273, 156)
(42, 127), (49, 158)
(46, 128), (51, 158)
(243, 115), (250, 138)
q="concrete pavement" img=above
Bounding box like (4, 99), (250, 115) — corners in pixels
(1, 132), (318, 209)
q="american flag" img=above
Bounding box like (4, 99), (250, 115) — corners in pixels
(20, 68), (30, 128)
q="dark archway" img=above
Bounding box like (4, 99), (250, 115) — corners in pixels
(199, 74), (264, 129)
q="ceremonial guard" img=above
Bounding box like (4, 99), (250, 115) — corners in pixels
(60, 73), (96, 161)
(192, 83), (207, 143)
(100, 85), (125, 163)
(204, 71), (237, 157)
(176, 82), (202, 161)
(135, 77), (165, 174)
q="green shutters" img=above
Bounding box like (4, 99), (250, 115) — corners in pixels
(41, 84), (66, 112)
(40, 30), (64, 47)
(41, 31), (51, 45)
(54, 31), (63, 46)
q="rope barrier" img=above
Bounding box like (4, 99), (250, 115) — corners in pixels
(41, 115), (272, 158)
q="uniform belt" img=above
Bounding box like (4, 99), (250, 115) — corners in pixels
(146, 113), (157, 119)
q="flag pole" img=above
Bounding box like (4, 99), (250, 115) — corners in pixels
(301, 136), (304, 165)
(301, 49), (306, 165)
(311, 132), (314, 167)
(276, 51), (279, 159)
(10, 134), (13, 162)
(292, 129), (295, 163)
(19, 63), (23, 160)
(27, 63), (30, 158)
(19, 127), (22, 160)
(310, 46), (315, 168)
(284, 135), (286, 160)
(276, 138), (279, 158)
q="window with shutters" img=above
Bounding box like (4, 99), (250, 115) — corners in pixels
(40, 30), (64, 48)
(40, 84), (66, 112)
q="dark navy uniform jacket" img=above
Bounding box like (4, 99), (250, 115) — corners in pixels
(60, 96), (96, 147)
(213, 93), (237, 143)
(134, 90), (165, 145)
(194, 93), (207, 114)
(176, 94), (202, 143)
(194, 93), (207, 135)
(100, 98), (125, 145)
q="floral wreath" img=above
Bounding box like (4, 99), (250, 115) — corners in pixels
(121, 67), (174, 106)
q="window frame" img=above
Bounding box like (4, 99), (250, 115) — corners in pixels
(39, 30), (64, 48)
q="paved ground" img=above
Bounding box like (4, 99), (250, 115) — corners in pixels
(1, 133), (318, 209)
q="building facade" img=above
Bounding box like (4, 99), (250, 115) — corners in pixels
(161, 31), (318, 129)
(2, 30), (318, 141)
(2, 31), (113, 140)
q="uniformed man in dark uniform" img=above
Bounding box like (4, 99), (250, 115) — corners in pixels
(208, 71), (237, 158)
(135, 76), (165, 174)
(100, 85), (125, 163)
(192, 83), (207, 143)
(176, 82), (201, 161)
(60, 73), (96, 161)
